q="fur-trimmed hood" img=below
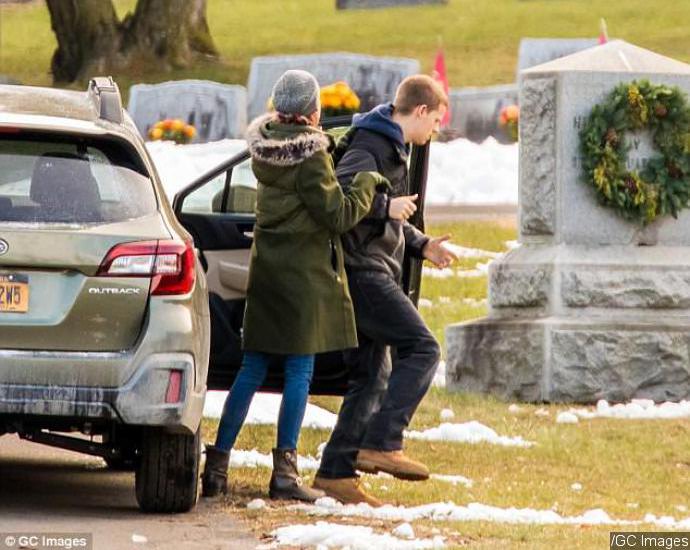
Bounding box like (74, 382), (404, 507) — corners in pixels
(246, 113), (332, 167)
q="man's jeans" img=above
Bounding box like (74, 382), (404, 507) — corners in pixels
(215, 351), (315, 451)
(318, 271), (440, 479)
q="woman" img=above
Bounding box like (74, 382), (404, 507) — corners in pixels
(201, 70), (389, 502)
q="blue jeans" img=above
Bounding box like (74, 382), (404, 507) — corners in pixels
(214, 351), (315, 451)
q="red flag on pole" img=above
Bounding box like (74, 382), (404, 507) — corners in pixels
(599, 18), (609, 45)
(432, 44), (451, 127)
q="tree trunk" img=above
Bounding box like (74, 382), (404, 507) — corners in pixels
(46, 0), (218, 84)
(123, 0), (217, 68)
(46, 0), (121, 84)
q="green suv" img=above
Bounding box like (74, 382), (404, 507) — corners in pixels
(0, 78), (431, 514)
(0, 78), (210, 513)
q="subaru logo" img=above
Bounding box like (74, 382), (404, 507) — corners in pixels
(0, 239), (7, 256)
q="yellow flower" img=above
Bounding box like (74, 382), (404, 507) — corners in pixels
(150, 127), (163, 140)
(593, 163), (607, 191)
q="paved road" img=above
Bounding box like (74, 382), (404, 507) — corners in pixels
(0, 435), (259, 550)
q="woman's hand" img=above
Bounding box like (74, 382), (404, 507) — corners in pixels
(388, 194), (418, 221)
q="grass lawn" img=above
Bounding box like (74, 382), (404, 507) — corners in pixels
(201, 219), (690, 549)
(1, 0), (690, 96)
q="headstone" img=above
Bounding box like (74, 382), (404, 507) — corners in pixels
(517, 38), (600, 76)
(446, 41), (690, 403)
(336, 0), (446, 8)
(447, 84), (518, 143)
(247, 53), (419, 121)
(127, 80), (247, 142)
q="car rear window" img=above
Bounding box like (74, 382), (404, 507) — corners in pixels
(0, 136), (157, 225)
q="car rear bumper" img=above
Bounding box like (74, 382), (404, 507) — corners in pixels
(0, 352), (204, 434)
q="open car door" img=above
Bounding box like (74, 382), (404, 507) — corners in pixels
(172, 117), (430, 395)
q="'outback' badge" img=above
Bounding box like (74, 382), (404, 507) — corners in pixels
(0, 239), (7, 256)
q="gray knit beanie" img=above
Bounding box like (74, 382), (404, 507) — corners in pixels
(270, 70), (320, 116)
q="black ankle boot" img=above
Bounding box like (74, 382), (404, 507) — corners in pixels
(201, 445), (230, 498)
(269, 448), (325, 502)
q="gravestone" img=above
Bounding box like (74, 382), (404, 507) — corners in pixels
(448, 84), (518, 143)
(336, 0), (446, 8)
(247, 53), (419, 120)
(446, 41), (690, 403)
(127, 80), (247, 142)
(517, 38), (600, 76)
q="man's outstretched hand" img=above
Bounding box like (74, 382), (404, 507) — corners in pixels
(422, 235), (458, 269)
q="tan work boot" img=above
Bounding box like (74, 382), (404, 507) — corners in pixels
(312, 476), (383, 507)
(356, 449), (430, 481)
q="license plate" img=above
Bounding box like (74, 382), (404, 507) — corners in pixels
(0, 274), (29, 313)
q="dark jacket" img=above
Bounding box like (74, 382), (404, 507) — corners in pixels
(333, 103), (429, 281)
(242, 114), (386, 355)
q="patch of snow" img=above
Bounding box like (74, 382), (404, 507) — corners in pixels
(440, 408), (455, 421)
(431, 361), (446, 388)
(421, 267), (456, 279)
(505, 240), (520, 250)
(418, 298), (433, 308)
(247, 498), (267, 510)
(441, 242), (502, 259)
(392, 523), (415, 539)
(556, 411), (579, 424)
(430, 474), (473, 488)
(677, 505), (688, 513)
(229, 448), (320, 471)
(148, 137), (518, 208)
(271, 521), (445, 549)
(131, 534), (148, 544)
(405, 421), (534, 448)
(147, 139), (247, 202)
(571, 483), (583, 492)
(297, 499), (628, 526)
(427, 138), (518, 205)
(296, 499), (690, 530)
(534, 408), (550, 417)
(566, 399), (690, 420)
(508, 404), (522, 414)
(203, 391), (337, 429)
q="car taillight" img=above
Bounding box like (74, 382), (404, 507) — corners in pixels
(97, 239), (196, 296)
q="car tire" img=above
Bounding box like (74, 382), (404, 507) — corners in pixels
(135, 426), (200, 513)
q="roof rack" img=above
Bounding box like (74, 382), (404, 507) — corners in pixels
(88, 76), (123, 124)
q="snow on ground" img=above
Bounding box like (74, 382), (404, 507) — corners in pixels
(427, 138), (518, 205)
(228, 448), (321, 471)
(203, 391), (337, 429)
(431, 360), (446, 388)
(441, 243), (501, 259)
(146, 137), (518, 206)
(146, 139), (246, 200)
(405, 421), (534, 448)
(429, 474), (473, 488)
(265, 521), (445, 549)
(292, 497), (690, 530)
(565, 399), (690, 420)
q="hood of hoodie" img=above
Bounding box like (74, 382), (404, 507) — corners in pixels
(352, 103), (407, 153)
(247, 114), (333, 184)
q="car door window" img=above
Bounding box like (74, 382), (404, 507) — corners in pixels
(179, 158), (257, 215)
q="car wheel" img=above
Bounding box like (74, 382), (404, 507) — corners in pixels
(135, 426), (200, 513)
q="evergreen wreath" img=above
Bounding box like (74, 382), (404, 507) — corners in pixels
(579, 80), (690, 224)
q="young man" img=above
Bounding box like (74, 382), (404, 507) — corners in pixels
(314, 75), (457, 506)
